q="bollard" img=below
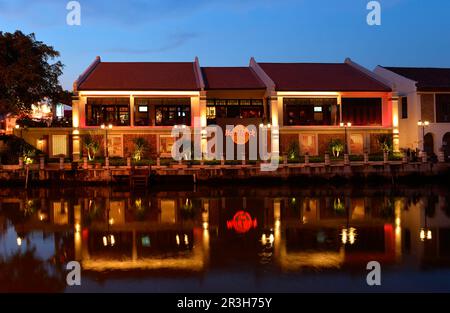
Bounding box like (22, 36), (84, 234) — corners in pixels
(39, 156), (45, 170)
(324, 153), (330, 166)
(83, 157), (88, 170)
(344, 154), (349, 166)
(18, 157), (24, 169)
(59, 157), (64, 170)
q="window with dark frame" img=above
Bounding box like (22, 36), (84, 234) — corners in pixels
(283, 98), (336, 126)
(401, 97), (408, 119)
(206, 99), (264, 124)
(134, 98), (191, 126)
(436, 94), (450, 123)
(86, 98), (130, 126)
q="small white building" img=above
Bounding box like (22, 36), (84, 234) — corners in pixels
(374, 66), (450, 161)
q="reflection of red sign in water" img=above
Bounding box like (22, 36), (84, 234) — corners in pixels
(227, 211), (257, 233)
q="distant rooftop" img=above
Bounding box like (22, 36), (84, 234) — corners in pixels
(382, 66), (450, 91)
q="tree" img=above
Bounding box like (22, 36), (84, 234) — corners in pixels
(83, 133), (100, 161)
(0, 31), (64, 116)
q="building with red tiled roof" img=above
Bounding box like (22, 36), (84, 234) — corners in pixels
(375, 66), (450, 160)
(21, 56), (397, 161)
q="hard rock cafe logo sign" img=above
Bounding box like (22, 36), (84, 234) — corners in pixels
(226, 211), (258, 233)
(225, 125), (256, 145)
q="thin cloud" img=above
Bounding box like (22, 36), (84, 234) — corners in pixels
(103, 32), (199, 55)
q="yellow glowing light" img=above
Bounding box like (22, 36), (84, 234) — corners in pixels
(202, 222), (209, 230)
(108, 218), (114, 225)
(184, 234), (189, 245)
(103, 236), (108, 246)
(427, 230), (432, 240)
(79, 90), (200, 96)
(275, 220), (281, 229)
(176, 234), (180, 246)
(261, 234), (267, 245)
(269, 234), (274, 244)
(110, 235), (115, 246)
(420, 229), (426, 241)
(17, 237), (22, 246)
(348, 227), (357, 245)
(75, 223), (81, 233)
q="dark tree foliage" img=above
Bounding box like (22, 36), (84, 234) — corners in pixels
(0, 31), (65, 116)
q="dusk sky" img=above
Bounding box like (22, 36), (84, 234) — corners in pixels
(1, 0), (450, 90)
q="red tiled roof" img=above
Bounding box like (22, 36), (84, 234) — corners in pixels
(77, 62), (200, 91)
(259, 63), (391, 92)
(383, 67), (450, 91)
(201, 67), (266, 90)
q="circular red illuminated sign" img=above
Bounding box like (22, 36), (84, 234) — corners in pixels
(227, 211), (257, 233)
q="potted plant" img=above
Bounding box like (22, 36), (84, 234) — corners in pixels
(329, 139), (344, 157)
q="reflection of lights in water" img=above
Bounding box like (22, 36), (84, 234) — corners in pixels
(17, 237), (22, 246)
(420, 228), (432, 241)
(176, 234), (180, 246)
(103, 235), (115, 247)
(260, 233), (275, 246)
(202, 222), (209, 230)
(75, 223), (81, 233)
(341, 227), (357, 245)
(275, 220), (280, 229)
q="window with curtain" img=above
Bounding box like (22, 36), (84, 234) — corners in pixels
(341, 98), (382, 126)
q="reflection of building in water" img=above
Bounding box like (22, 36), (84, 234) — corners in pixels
(2, 188), (450, 273)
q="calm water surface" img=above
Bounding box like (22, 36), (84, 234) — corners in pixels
(1, 183), (450, 292)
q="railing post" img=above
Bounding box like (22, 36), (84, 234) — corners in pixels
(438, 151), (445, 163)
(59, 157), (64, 170)
(157, 156), (160, 167)
(127, 157), (131, 167)
(304, 154), (310, 165)
(283, 154), (288, 166)
(39, 156), (45, 170)
(220, 154), (225, 166)
(383, 151), (389, 164)
(344, 154), (349, 166)
(421, 152), (427, 163)
(364, 152), (369, 165)
(324, 153), (330, 166)
(241, 152), (246, 165)
(105, 157), (109, 168)
(83, 157), (88, 170)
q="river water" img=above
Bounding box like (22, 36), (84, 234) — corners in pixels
(1, 183), (450, 292)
